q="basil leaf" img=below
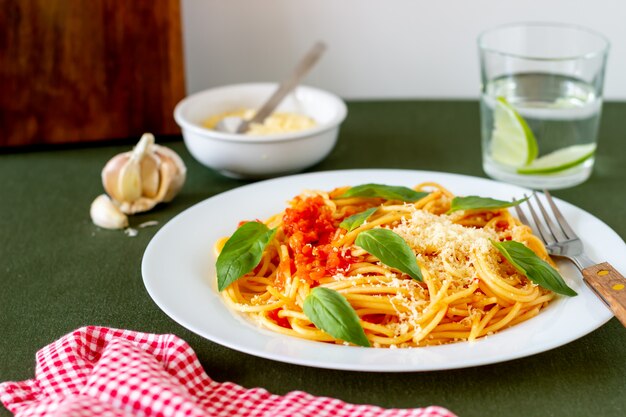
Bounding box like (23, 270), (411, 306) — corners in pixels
(448, 195), (529, 213)
(339, 207), (378, 232)
(355, 228), (423, 281)
(491, 240), (577, 296)
(303, 287), (370, 347)
(338, 183), (429, 202)
(216, 222), (277, 291)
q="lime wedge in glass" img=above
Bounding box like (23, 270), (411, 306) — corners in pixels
(517, 144), (596, 175)
(490, 97), (539, 167)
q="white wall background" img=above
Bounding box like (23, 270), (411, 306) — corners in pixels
(181, 0), (626, 100)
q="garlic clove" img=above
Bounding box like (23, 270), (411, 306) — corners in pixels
(140, 154), (161, 198)
(116, 157), (143, 202)
(116, 133), (156, 202)
(153, 144), (187, 202)
(102, 153), (130, 202)
(90, 194), (129, 229)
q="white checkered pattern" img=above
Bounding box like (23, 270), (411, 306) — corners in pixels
(0, 326), (456, 417)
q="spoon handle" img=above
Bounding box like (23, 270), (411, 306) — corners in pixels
(236, 42), (326, 134)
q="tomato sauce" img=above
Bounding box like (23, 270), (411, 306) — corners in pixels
(282, 196), (352, 283)
(267, 308), (291, 328)
(495, 220), (510, 232)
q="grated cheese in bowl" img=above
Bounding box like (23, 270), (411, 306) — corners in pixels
(204, 109), (317, 135)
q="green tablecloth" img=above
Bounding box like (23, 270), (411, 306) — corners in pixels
(1, 101), (624, 416)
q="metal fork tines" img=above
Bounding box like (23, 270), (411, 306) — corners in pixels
(514, 190), (595, 270)
(514, 190), (626, 327)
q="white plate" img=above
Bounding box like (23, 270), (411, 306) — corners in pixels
(142, 169), (623, 372)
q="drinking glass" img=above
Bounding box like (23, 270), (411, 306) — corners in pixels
(478, 23), (609, 189)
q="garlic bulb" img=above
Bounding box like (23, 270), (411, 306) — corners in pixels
(101, 133), (186, 214)
(90, 194), (129, 229)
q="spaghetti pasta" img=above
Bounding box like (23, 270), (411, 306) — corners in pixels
(216, 183), (557, 348)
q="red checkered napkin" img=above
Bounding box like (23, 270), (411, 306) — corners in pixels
(0, 326), (456, 417)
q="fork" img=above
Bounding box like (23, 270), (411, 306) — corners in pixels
(514, 190), (626, 327)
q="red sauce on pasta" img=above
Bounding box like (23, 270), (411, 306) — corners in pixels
(267, 309), (291, 328)
(283, 196), (352, 283)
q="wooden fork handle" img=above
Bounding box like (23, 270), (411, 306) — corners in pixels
(582, 262), (626, 327)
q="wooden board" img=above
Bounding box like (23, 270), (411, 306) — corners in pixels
(0, 0), (185, 147)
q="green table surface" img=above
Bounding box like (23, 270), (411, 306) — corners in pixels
(1, 101), (625, 417)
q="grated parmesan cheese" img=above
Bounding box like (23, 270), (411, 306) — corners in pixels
(204, 109), (316, 135)
(346, 209), (506, 338)
(393, 209), (500, 289)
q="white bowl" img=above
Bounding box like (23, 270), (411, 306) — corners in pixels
(173, 83), (347, 179)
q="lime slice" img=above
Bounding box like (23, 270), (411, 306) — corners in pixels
(490, 97), (539, 167)
(517, 144), (596, 175)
